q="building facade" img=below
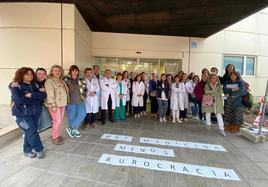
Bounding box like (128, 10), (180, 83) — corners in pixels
(0, 2), (268, 109)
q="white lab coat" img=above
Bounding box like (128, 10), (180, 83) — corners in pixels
(100, 77), (117, 110)
(85, 78), (100, 113)
(170, 83), (180, 111)
(114, 81), (128, 107)
(93, 74), (103, 106)
(178, 82), (189, 111)
(123, 78), (131, 101)
(132, 81), (145, 107)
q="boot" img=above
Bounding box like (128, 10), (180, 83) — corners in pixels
(92, 122), (97, 128)
(52, 137), (64, 145)
(230, 125), (240, 133)
(177, 118), (182, 124)
(224, 124), (232, 131)
(82, 123), (89, 130)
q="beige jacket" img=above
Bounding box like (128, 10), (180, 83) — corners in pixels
(44, 77), (69, 108)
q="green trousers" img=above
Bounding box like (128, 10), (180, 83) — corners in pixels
(114, 99), (126, 121)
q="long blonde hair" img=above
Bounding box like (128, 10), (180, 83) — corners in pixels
(48, 65), (64, 79)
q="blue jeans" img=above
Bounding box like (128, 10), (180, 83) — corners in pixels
(157, 99), (168, 118)
(66, 102), (87, 129)
(190, 101), (199, 117)
(16, 114), (44, 153)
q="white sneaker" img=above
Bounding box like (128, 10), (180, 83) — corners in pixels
(159, 118), (163, 123)
(172, 118), (176, 123)
(219, 130), (227, 137)
(184, 118), (188, 122)
(205, 125), (211, 130)
(177, 118), (182, 124)
(194, 116), (199, 120)
(163, 117), (167, 122)
(134, 114), (137, 119)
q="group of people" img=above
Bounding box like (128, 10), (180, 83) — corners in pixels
(9, 63), (247, 159)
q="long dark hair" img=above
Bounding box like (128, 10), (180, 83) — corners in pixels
(13, 67), (37, 83)
(134, 74), (141, 82)
(188, 72), (195, 80)
(224, 64), (235, 75)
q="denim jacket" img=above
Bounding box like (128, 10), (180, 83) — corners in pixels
(10, 82), (47, 116)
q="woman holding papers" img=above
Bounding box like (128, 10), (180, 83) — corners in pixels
(170, 75), (182, 124)
(223, 71), (245, 133)
(202, 73), (226, 136)
(132, 74), (145, 119)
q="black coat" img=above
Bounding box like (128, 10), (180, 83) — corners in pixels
(156, 80), (170, 99)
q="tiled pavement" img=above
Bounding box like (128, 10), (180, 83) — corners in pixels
(0, 117), (268, 187)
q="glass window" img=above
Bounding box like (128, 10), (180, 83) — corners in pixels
(93, 56), (183, 78)
(223, 55), (255, 76)
(245, 57), (255, 76)
(223, 56), (244, 75)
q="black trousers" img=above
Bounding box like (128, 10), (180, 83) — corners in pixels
(143, 92), (148, 112)
(133, 106), (143, 115)
(128, 93), (133, 116)
(150, 96), (158, 114)
(101, 95), (114, 124)
(180, 109), (187, 118)
(196, 100), (203, 120)
(166, 99), (171, 116)
(84, 113), (97, 125)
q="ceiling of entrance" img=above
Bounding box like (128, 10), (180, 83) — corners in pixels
(2, 0), (268, 37)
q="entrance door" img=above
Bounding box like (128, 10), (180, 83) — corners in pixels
(93, 57), (182, 77)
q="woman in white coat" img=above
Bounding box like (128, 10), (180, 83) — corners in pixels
(132, 74), (145, 119)
(100, 69), (117, 124)
(179, 73), (189, 121)
(114, 73), (128, 121)
(84, 68), (100, 128)
(170, 75), (182, 124)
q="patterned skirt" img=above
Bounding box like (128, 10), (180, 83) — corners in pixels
(224, 97), (244, 125)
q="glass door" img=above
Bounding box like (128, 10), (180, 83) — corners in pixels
(93, 57), (182, 77)
(160, 59), (182, 75)
(93, 57), (117, 76)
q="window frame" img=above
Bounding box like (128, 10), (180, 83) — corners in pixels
(222, 54), (256, 77)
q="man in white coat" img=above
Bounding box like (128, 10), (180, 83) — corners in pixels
(93, 65), (103, 121)
(100, 69), (117, 124)
(84, 68), (100, 128)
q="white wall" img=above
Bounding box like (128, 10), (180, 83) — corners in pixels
(92, 7), (268, 97)
(0, 3), (92, 105)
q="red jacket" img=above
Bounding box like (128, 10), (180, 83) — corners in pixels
(194, 81), (205, 102)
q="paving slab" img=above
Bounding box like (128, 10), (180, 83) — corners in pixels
(0, 118), (268, 187)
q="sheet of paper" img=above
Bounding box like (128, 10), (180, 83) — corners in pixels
(140, 137), (226, 152)
(101, 134), (133, 142)
(226, 84), (238, 89)
(99, 154), (240, 181)
(114, 143), (175, 157)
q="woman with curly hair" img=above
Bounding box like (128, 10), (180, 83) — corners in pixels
(10, 67), (47, 159)
(45, 65), (68, 145)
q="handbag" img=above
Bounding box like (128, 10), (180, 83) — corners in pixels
(38, 106), (52, 131)
(202, 95), (213, 106)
